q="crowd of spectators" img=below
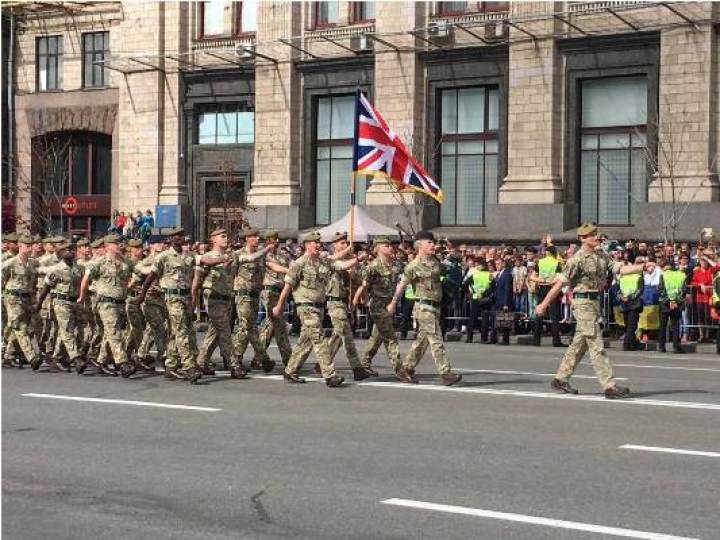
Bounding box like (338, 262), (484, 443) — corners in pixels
(109, 210), (155, 242)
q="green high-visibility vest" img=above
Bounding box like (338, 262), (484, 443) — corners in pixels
(471, 270), (492, 299)
(404, 284), (415, 300)
(711, 274), (719, 305)
(663, 269), (686, 301)
(618, 274), (641, 297)
(538, 256), (559, 282)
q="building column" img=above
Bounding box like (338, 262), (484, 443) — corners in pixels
(499, 2), (563, 205)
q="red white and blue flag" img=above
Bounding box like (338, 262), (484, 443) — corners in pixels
(352, 91), (443, 203)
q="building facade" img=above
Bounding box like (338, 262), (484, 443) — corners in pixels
(3, 1), (720, 241)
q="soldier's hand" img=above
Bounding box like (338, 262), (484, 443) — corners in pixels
(271, 305), (282, 318)
(387, 302), (396, 316)
(266, 243), (277, 254)
(536, 303), (547, 317)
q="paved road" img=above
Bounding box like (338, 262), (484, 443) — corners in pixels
(3, 340), (720, 540)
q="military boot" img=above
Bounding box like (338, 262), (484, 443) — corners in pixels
(604, 385), (630, 399)
(441, 372), (462, 386)
(550, 378), (579, 394)
(352, 367), (371, 381)
(120, 362), (137, 379)
(325, 375), (345, 388)
(164, 366), (185, 380)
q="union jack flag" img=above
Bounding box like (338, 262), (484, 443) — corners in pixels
(352, 91), (443, 203)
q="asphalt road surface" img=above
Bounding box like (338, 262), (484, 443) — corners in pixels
(3, 339), (720, 540)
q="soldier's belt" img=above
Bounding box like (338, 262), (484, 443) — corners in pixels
(416, 298), (441, 308)
(52, 292), (78, 302)
(326, 295), (345, 303)
(163, 288), (190, 296)
(205, 290), (232, 301)
(263, 285), (282, 293)
(235, 290), (260, 299)
(573, 292), (599, 300)
(4, 290), (30, 298)
(296, 302), (325, 309)
(98, 296), (125, 304)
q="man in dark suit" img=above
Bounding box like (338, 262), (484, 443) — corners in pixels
(489, 257), (515, 345)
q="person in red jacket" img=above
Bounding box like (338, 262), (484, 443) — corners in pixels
(691, 255), (714, 342)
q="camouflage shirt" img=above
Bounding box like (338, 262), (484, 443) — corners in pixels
(2, 255), (38, 293)
(263, 250), (291, 289)
(558, 247), (623, 293)
(402, 255), (442, 303)
(326, 253), (354, 302)
(233, 246), (267, 292)
(196, 249), (235, 296)
(45, 261), (84, 297)
(35, 253), (59, 288)
(363, 257), (401, 309)
(86, 254), (134, 300)
(151, 248), (195, 290)
(285, 254), (343, 304)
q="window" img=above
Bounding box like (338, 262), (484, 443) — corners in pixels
(352, 1), (375, 22)
(437, 1), (509, 15)
(315, 95), (365, 225)
(580, 76), (648, 225)
(234, 1), (257, 34)
(201, 1), (229, 36)
(197, 104), (255, 145)
(439, 87), (499, 226)
(37, 36), (63, 91)
(315, 1), (340, 27)
(82, 32), (109, 88)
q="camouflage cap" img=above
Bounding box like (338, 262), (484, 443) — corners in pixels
(90, 238), (105, 249)
(17, 235), (34, 245)
(331, 231), (348, 243)
(56, 241), (71, 250)
(3, 233), (18, 243)
(210, 228), (227, 238)
(104, 234), (123, 244)
(577, 223), (598, 237)
(127, 238), (143, 248)
(303, 231), (322, 243)
(241, 227), (260, 238)
(263, 229), (279, 240)
(75, 238), (90, 247)
(373, 237), (390, 246)
(32, 234), (42, 244)
(167, 227), (185, 237)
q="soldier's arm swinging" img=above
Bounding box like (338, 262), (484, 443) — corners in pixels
(535, 279), (564, 316)
(34, 284), (52, 312)
(134, 271), (158, 304)
(199, 254), (230, 267)
(266, 260), (288, 274)
(388, 276), (410, 315)
(77, 273), (92, 304)
(272, 282), (292, 318)
(352, 283), (366, 308)
(191, 269), (204, 313)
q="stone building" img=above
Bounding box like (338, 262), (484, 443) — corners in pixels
(3, 1), (719, 241)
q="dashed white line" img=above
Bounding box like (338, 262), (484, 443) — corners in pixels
(620, 444), (720, 458)
(614, 363), (720, 374)
(381, 498), (699, 540)
(22, 393), (221, 412)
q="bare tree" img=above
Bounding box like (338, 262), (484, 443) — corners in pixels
(205, 158), (254, 240)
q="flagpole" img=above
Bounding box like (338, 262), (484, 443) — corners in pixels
(350, 88), (362, 246)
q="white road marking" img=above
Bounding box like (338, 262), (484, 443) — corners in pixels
(454, 368), (628, 380)
(620, 444), (720, 458)
(614, 363), (720, 374)
(381, 498), (699, 540)
(22, 393), (221, 412)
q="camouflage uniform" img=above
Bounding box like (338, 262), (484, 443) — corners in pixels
(401, 255), (452, 375)
(75, 253), (93, 351)
(257, 248), (293, 365)
(360, 256), (402, 372)
(284, 253), (342, 379)
(151, 248), (196, 372)
(136, 254), (168, 362)
(196, 249), (236, 368)
(1, 237), (19, 360)
(35, 251), (60, 355)
(86, 253), (134, 368)
(326, 254), (362, 369)
(125, 254), (146, 358)
(232, 245), (273, 369)
(1, 249), (40, 365)
(44, 258), (84, 363)
(555, 248), (623, 390)
(85, 257), (105, 364)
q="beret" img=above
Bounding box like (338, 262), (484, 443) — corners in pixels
(415, 231), (435, 242)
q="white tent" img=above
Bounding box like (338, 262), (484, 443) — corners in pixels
(311, 206), (399, 243)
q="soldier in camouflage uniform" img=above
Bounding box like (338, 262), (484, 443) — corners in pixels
(273, 231), (361, 387)
(35, 241), (88, 373)
(2, 236), (42, 370)
(79, 234), (136, 378)
(254, 230), (292, 367)
(85, 238), (106, 367)
(193, 229), (237, 376)
(35, 237), (61, 360)
(1, 233), (19, 366)
(124, 238), (150, 369)
(353, 237), (403, 375)
(135, 235), (168, 368)
(74, 238), (92, 350)
(390, 231), (462, 386)
(536, 223), (643, 399)
(324, 232), (371, 381)
(135, 228), (199, 383)
(231, 228), (278, 377)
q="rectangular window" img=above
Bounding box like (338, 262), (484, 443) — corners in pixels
(202, 1), (229, 36)
(580, 76), (648, 225)
(439, 87), (499, 226)
(36, 36), (63, 91)
(437, 2), (509, 15)
(315, 95), (365, 225)
(315, 1), (340, 27)
(82, 31), (109, 88)
(196, 104), (255, 145)
(352, 1), (375, 22)
(235, 1), (257, 34)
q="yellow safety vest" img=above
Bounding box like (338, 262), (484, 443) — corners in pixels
(618, 274), (641, 297)
(663, 269), (686, 301)
(538, 256), (559, 283)
(471, 270), (492, 299)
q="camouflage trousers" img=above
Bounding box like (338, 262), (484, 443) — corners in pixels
(86, 296), (105, 362)
(124, 298), (145, 357)
(326, 302), (361, 368)
(75, 299), (93, 353)
(137, 297), (168, 360)
(52, 300), (82, 361)
(556, 299), (616, 390)
(285, 306), (336, 379)
(96, 301), (129, 366)
(4, 296), (39, 364)
(233, 296), (269, 368)
(404, 305), (451, 375)
(361, 304), (402, 372)
(256, 291), (292, 364)
(38, 297), (58, 356)
(197, 292), (235, 367)
(163, 295), (195, 371)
